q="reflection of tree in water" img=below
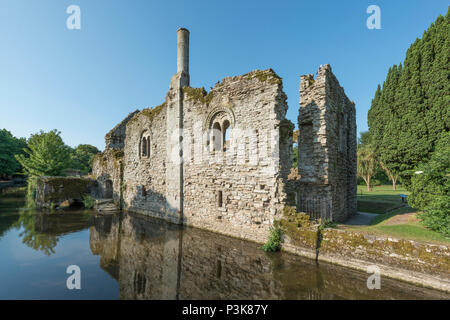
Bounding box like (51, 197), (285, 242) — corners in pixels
(0, 189), (25, 240)
(15, 212), (59, 255)
(14, 210), (92, 256)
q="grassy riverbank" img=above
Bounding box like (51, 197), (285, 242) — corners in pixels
(352, 186), (450, 244)
(344, 208), (450, 244)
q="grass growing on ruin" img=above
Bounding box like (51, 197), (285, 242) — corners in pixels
(262, 226), (283, 252)
(183, 87), (214, 105)
(344, 207), (450, 244)
(357, 185), (409, 214)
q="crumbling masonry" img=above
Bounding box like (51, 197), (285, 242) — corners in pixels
(92, 28), (357, 243)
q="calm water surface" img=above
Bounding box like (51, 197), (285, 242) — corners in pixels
(0, 190), (448, 300)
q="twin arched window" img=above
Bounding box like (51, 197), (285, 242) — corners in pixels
(140, 133), (151, 158)
(210, 115), (231, 152)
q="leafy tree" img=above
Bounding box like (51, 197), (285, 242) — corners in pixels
(293, 130), (299, 143)
(357, 131), (373, 148)
(408, 132), (450, 236)
(367, 8), (449, 186)
(15, 130), (72, 177)
(0, 129), (27, 178)
(379, 160), (399, 190)
(356, 131), (391, 188)
(357, 146), (377, 191)
(70, 144), (100, 174)
(292, 145), (298, 168)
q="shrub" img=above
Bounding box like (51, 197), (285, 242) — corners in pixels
(262, 226), (283, 252)
(418, 197), (450, 237)
(82, 195), (95, 209)
(409, 132), (449, 236)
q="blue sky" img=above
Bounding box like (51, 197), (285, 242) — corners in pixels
(1, 0), (448, 150)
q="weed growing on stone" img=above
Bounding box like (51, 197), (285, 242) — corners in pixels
(82, 195), (95, 209)
(262, 225), (283, 252)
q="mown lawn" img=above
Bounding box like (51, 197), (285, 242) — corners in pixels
(357, 185), (409, 214)
(343, 207), (450, 244)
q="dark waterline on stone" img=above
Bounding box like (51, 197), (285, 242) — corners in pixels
(0, 190), (448, 300)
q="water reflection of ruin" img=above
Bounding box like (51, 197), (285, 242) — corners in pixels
(89, 212), (448, 300)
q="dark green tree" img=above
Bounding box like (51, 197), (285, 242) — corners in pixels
(408, 132), (450, 236)
(0, 129), (27, 178)
(70, 144), (100, 174)
(15, 130), (72, 177)
(292, 145), (298, 169)
(367, 7), (449, 186)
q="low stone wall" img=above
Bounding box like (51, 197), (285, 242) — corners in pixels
(35, 176), (98, 209)
(281, 220), (450, 292)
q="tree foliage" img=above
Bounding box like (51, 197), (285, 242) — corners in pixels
(70, 144), (100, 174)
(292, 145), (298, 169)
(408, 132), (450, 236)
(367, 8), (449, 186)
(357, 146), (377, 191)
(0, 129), (27, 178)
(15, 130), (72, 177)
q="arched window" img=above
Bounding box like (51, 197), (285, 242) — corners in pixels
(142, 137), (147, 157)
(140, 132), (151, 159)
(207, 108), (234, 153)
(222, 120), (230, 151)
(212, 122), (222, 152)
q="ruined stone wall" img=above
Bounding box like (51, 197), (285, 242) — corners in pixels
(35, 176), (97, 208)
(92, 110), (139, 205)
(92, 148), (123, 205)
(121, 104), (168, 218)
(298, 64), (357, 222)
(105, 110), (139, 149)
(181, 69), (292, 243)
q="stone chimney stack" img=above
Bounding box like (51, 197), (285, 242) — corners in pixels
(177, 28), (189, 74)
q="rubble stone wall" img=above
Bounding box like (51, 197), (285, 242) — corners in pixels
(298, 64), (357, 222)
(181, 69), (292, 242)
(122, 104), (168, 218)
(91, 64), (357, 242)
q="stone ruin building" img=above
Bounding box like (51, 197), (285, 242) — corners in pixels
(91, 28), (357, 243)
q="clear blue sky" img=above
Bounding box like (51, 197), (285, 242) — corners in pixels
(1, 0), (448, 150)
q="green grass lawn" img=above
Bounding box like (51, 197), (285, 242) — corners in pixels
(357, 185), (409, 214)
(350, 185), (449, 244)
(344, 207), (450, 244)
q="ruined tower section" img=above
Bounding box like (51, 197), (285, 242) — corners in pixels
(92, 110), (139, 204)
(164, 28), (190, 223)
(298, 64), (357, 222)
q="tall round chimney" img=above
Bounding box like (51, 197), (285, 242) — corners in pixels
(177, 28), (189, 74)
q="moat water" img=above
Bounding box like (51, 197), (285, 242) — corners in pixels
(0, 190), (448, 300)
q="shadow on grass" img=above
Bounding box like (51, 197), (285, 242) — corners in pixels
(369, 207), (417, 226)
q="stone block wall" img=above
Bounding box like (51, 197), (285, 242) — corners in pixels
(93, 63), (357, 241)
(181, 69), (292, 242)
(105, 110), (139, 149)
(297, 64), (357, 222)
(121, 104), (168, 218)
(92, 148), (123, 204)
(35, 176), (97, 208)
